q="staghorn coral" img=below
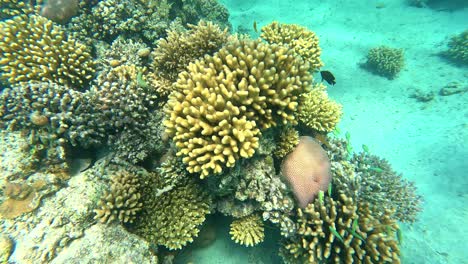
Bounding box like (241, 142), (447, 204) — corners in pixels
(274, 126), (299, 158)
(445, 29), (468, 65)
(0, 15), (95, 88)
(261, 21), (323, 71)
(230, 214), (265, 247)
(152, 20), (230, 82)
(94, 170), (143, 224)
(134, 177), (212, 250)
(165, 39), (312, 178)
(280, 193), (400, 264)
(365, 46), (405, 79)
(297, 83), (343, 133)
(281, 136), (332, 208)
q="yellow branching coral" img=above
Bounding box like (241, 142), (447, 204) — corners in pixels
(261, 21), (323, 71)
(165, 39), (312, 178)
(274, 126), (299, 158)
(0, 15), (95, 88)
(93, 170), (143, 224)
(152, 20), (230, 82)
(230, 214), (265, 247)
(280, 193), (400, 264)
(297, 83), (342, 133)
(135, 179), (212, 250)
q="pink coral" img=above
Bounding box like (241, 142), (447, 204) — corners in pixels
(280, 136), (331, 208)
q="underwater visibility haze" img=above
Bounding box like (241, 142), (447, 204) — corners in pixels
(0, 0), (466, 263)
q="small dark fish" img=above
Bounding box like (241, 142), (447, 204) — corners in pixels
(253, 21), (258, 33)
(320, 70), (336, 85)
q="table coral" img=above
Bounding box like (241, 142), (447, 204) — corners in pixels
(297, 83), (343, 133)
(165, 39), (312, 178)
(0, 15), (95, 88)
(230, 214), (265, 247)
(261, 21), (323, 71)
(365, 46), (405, 79)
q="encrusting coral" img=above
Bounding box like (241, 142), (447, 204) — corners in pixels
(230, 214), (265, 247)
(165, 39), (312, 178)
(94, 170), (143, 224)
(0, 15), (95, 88)
(365, 46), (405, 79)
(152, 20), (230, 82)
(261, 21), (323, 71)
(297, 83), (343, 133)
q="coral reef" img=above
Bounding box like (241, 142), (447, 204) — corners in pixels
(94, 170), (143, 224)
(444, 30), (468, 65)
(365, 46), (405, 79)
(273, 126), (299, 159)
(280, 193), (401, 264)
(152, 20), (230, 82)
(281, 136), (332, 208)
(134, 177), (212, 250)
(67, 0), (230, 45)
(96, 37), (151, 71)
(261, 21), (323, 71)
(165, 39), (312, 178)
(230, 214), (265, 247)
(0, 0), (38, 20)
(0, 82), (87, 168)
(297, 83), (343, 133)
(0, 15), (95, 88)
(0, 182), (41, 219)
(40, 0), (79, 24)
(351, 153), (423, 223)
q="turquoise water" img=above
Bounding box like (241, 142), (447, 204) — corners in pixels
(0, 0), (467, 263)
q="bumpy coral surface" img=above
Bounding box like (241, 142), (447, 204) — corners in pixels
(297, 83), (342, 133)
(366, 46), (405, 79)
(281, 136), (332, 208)
(274, 126), (299, 158)
(94, 170), (143, 224)
(352, 153), (423, 223)
(280, 194), (400, 264)
(134, 178), (212, 250)
(0, 15), (95, 88)
(165, 39), (312, 178)
(230, 214), (265, 247)
(153, 20), (230, 81)
(261, 21), (323, 71)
